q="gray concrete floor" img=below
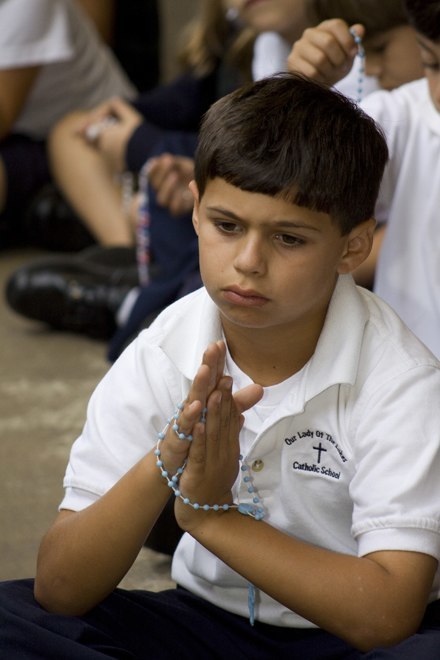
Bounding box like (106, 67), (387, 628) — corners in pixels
(0, 248), (174, 591)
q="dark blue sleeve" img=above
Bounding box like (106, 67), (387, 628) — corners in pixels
(125, 71), (217, 172)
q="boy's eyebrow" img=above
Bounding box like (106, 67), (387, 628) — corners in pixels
(205, 205), (321, 231)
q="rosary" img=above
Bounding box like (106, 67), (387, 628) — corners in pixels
(155, 401), (265, 625)
(349, 27), (365, 104)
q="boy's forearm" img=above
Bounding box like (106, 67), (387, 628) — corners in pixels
(34, 450), (172, 615)
(191, 511), (435, 652)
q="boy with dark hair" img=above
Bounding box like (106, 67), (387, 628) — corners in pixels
(0, 73), (440, 659)
(288, 0), (440, 360)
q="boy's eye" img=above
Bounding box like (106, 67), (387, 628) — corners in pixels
(213, 220), (240, 233)
(275, 233), (304, 247)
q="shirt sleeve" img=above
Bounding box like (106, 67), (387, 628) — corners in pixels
(350, 360), (440, 560)
(125, 72), (216, 171)
(360, 87), (411, 224)
(0, 0), (73, 68)
(60, 334), (185, 510)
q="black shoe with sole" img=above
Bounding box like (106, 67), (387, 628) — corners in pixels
(5, 254), (136, 340)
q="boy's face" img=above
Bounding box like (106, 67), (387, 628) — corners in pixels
(363, 26), (423, 91)
(191, 178), (372, 340)
(224, 0), (311, 43)
(416, 33), (440, 112)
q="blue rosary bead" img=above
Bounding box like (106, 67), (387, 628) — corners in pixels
(200, 406), (208, 423)
(349, 27), (365, 104)
(155, 403), (265, 522)
(155, 405), (265, 629)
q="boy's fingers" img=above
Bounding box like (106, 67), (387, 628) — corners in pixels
(201, 341), (226, 394)
(156, 171), (180, 207)
(187, 363), (211, 408)
(349, 23), (366, 43)
(188, 421), (207, 463)
(182, 341), (228, 436)
(289, 43), (339, 83)
(234, 384), (264, 414)
(289, 27), (358, 86)
(149, 154), (176, 190)
(318, 19), (366, 60)
(170, 399), (203, 440)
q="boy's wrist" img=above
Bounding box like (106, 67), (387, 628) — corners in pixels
(153, 440), (188, 480)
(174, 497), (232, 536)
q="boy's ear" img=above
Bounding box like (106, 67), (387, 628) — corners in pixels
(189, 180), (200, 235)
(337, 218), (376, 274)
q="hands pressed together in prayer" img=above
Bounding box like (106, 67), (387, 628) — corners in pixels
(158, 341), (263, 534)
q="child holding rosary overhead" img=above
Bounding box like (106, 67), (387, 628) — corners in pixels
(0, 70), (440, 658)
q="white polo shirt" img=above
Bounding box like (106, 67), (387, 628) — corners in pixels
(361, 78), (440, 358)
(61, 275), (440, 627)
(0, 0), (135, 138)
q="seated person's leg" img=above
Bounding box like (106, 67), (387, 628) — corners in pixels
(48, 110), (134, 247)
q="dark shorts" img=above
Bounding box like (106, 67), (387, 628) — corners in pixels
(0, 133), (50, 247)
(1, 579), (440, 659)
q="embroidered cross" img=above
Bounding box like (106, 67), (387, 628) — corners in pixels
(313, 442), (327, 464)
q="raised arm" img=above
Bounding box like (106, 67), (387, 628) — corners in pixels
(0, 66), (40, 139)
(76, 0), (115, 43)
(34, 341), (261, 616)
(287, 19), (364, 87)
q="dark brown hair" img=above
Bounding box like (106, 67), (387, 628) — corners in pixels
(195, 73), (388, 234)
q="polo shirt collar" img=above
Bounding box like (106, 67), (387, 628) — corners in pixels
(305, 274), (368, 401)
(160, 275), (368, 402)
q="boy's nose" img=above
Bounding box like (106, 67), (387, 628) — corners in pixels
(234, 236), (266, 275)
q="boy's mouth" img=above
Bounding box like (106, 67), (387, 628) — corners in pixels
(222, 286), (269, 307)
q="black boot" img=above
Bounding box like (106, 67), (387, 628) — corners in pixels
(5, 248), (138, 339)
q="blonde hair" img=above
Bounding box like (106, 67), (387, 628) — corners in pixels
(177, 0), (255, 79)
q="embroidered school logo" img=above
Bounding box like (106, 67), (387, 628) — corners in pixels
(284, 429), (347, 480)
